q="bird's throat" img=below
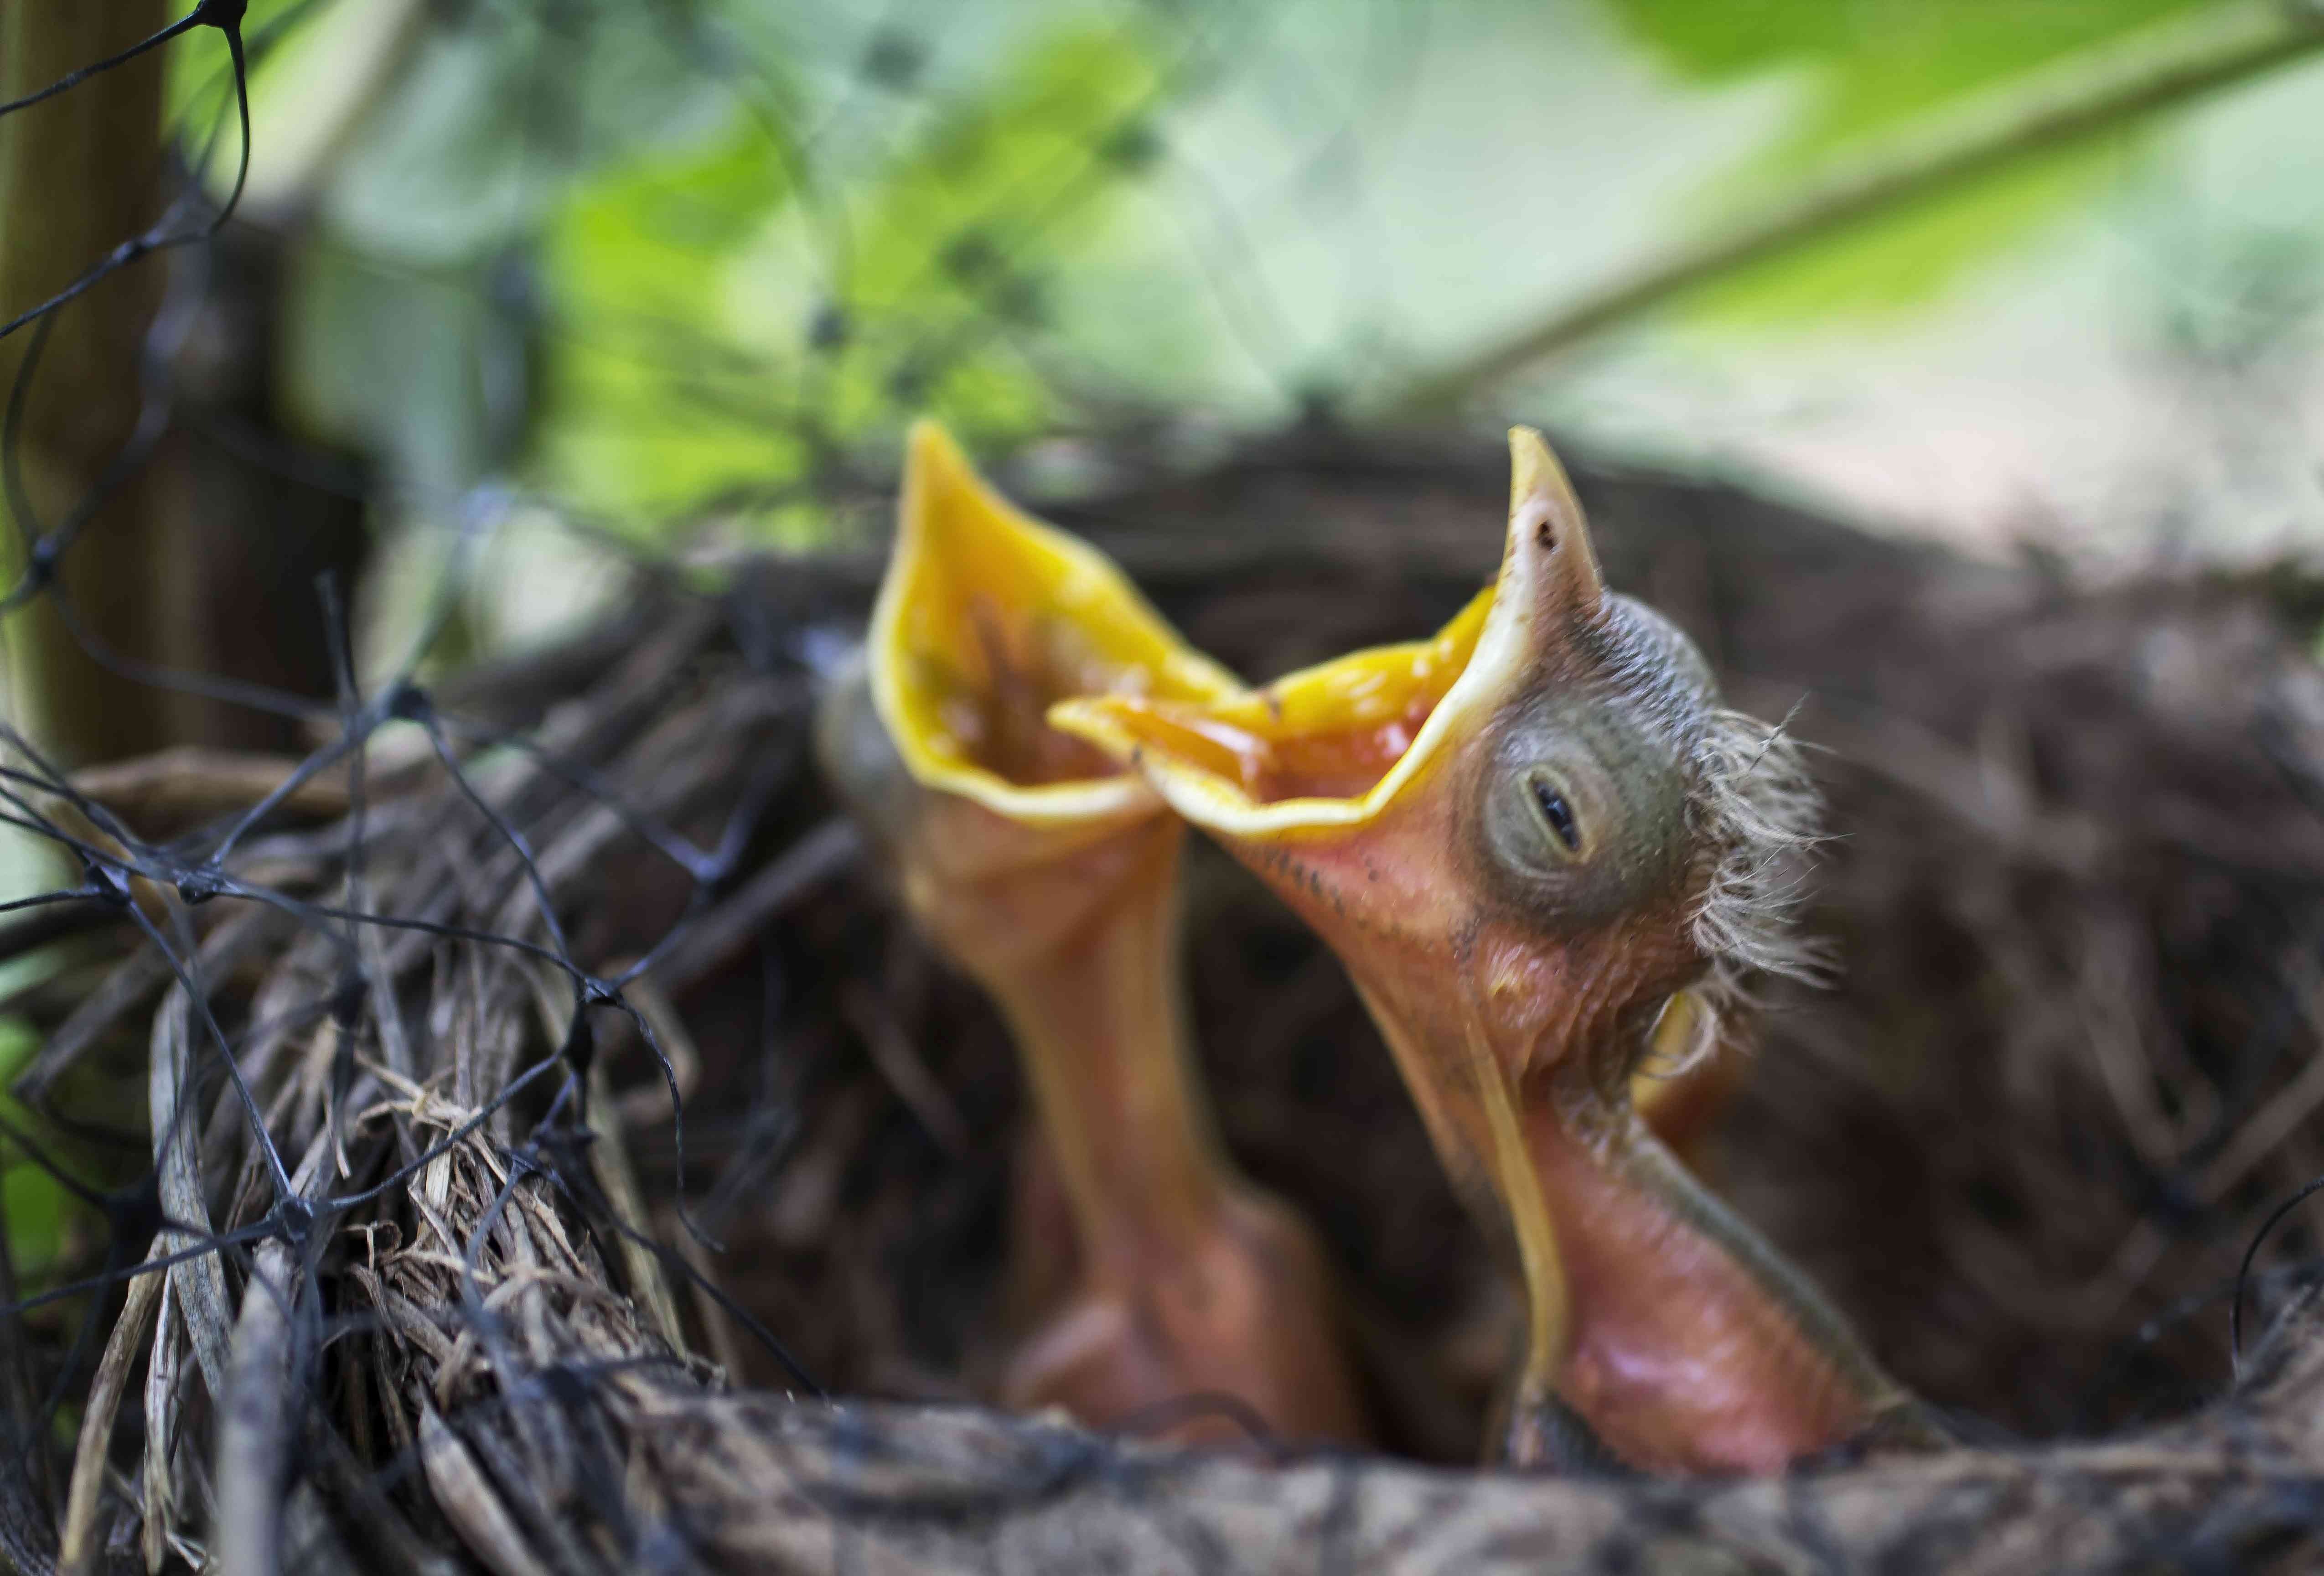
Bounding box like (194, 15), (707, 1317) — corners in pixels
(988, 835), (1228, 1290)
(1507, 1090), (1901, 1474)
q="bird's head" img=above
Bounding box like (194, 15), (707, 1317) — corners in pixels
(1051, 426), (1817, 1225)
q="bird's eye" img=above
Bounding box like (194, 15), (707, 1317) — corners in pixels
(1528, 771), (1584, 856)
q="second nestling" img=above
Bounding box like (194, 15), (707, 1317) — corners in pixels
(816, 422), (1371, 1445)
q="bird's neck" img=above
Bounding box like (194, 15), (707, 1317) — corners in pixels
(1510, 1080), (1904, 1473)
(989, 837), (1228, 1286)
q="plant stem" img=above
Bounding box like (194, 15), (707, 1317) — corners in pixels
(1382, 0), (2324, 416)
(0, 1), (175, 765)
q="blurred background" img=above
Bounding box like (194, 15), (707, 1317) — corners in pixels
(7, 1), (2324, 723)
(194, 0), (2324, 553)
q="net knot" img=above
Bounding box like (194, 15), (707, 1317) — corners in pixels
(176, 867), (227, 905)
(274, 1194), (317, 1247)
(328, 972), (368, 1029)
(383, 680), (434, 724)
(80, 858), (132, 908)
(23, 535), (61, 586)
(106, 1176), (163, 1245)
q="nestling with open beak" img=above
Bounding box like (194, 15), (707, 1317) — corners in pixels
(1054, 428), (1940, 1475)
(815, 422), (1370, 1446)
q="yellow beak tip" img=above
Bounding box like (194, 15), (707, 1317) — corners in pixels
(1506, 425), (1582, 519)
(905, 415), (961, 472)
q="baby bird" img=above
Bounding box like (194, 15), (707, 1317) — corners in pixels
(1055, 429), (1936, 1474)
(815, 422), (1369, 1446)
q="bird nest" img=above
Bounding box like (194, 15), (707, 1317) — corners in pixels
(10, 436), (2324, 1574)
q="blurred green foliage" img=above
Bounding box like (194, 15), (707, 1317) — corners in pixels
(1611, 0), (2228, 318)
(145, 0), (2321, 544)
(204, 1), (1191, 545)
(539, 22), (1161, 538)
(1617, 0), (2207, 134)
(0, 1017), (66, 1285)
(165, 0), (319, 124)
(538, 129), (799, 533)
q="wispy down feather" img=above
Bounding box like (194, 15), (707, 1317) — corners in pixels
(1686, 703), (1831, 1029)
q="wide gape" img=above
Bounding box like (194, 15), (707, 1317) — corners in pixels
(1055, 428), (1940, 1473)
(815, 421), (1369, 1446)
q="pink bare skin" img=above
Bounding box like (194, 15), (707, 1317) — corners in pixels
(816, 424), (1369, 1448)
(1056, 430), (1941, 1473)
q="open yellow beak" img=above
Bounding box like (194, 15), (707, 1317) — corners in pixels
(1055, 429), (1916, 1473)
(822, 420), (1242, 987)
(817, 421), (1367, 1445)
(868, 422), (1241, 827)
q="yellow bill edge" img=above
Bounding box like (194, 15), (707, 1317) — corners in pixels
(1049, 426), (1592, 840)
(869, 420), (1242, 828)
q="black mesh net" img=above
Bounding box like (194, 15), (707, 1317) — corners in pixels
(7, 5), (2324, 1574)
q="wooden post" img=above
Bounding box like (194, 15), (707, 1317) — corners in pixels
(0, 1), (180, 765)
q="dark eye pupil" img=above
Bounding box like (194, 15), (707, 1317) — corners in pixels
(1532, 778), (1581, 851)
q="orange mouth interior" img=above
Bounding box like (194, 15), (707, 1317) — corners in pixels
(1117, 699), (1433, 803)
(924, 597), (1135, 789)
(874, 422), (1241, 813)
(1089, 587), (1493, 806)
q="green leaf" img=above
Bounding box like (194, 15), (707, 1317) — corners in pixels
(1686, 136), (2114, 322)
(533, 123), (806, 541)
(1, 1165), (65, 1284)
(1615, 0), (2215, 154)
(0, 1016), (67, 1283)
(1605, 0), (2229, 318)
(531, 19), (1163, 539)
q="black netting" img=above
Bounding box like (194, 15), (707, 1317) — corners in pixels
(6, 6), (2324, 1575)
